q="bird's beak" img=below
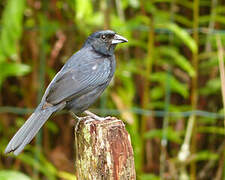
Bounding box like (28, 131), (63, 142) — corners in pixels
(111, 34), (128, 44)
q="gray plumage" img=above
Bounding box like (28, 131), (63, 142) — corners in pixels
(5, 30), (128, 155)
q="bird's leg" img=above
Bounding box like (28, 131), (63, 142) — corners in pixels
(84, 110), (106, 121)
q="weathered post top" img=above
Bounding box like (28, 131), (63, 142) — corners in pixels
(74, 116), (136, 180)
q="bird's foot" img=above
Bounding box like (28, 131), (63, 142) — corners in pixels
(84, 110), (110, 121)
(70, 112), (83, 132)
(70, 112), (82, 121)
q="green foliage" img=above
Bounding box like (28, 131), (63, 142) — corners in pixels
(0, 170), (30, 180)
(114, 60), (143, 173)
(140, 174), (160, 180)
(144, 127), (182, 144)
(75, 0), (93, 21)
(58, 171), (76, 180)
(0, 0), (30, 88)
(157, 46), (195, 77)
(200, 78), (221, 95)
(0, 0), (26, 61)
(161, 23), (198, 53)
(16, 148), (76, 180)
(0, 61), (30, 87)
(18, 153), (57, 180)
(74, 0), (103, 33)
(150, 72), (188, 98)
(190, 151), (219, 162)
(198, 126), (225, 135)
(0, 0), (225, 179)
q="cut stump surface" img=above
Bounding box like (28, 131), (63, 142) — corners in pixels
(74, 116), (136, 180)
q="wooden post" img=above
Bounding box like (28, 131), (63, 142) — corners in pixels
(74, 116), (136, 180)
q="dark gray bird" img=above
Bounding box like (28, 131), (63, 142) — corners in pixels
(5, 30), (128, 155)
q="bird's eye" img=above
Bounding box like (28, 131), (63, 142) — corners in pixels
(101, 35), (106, 40)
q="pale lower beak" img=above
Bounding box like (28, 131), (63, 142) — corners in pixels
(111, 34), (128, 44)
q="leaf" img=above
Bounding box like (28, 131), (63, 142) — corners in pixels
(175, 0), (193, 9)
(160, 23), (197, 53)
(46, 121), (59, 134)
(0, 62), (31, 87)
(150, 72), (189, 98)
(198, 126), (225, 135)
(0, 0), (26, 62)
(0, 0), (29, 89)
(144, 127), (182, 144)
(190, 151), (218, 162)
(75, 0), (93, 21)
(174, 14), (193, 27)
(199, 15), (211, 25)
(215, 6), (225, 14)
(0, 170), (31, 180)
(18, 152), (57, 180)
(150, 86), (164, 100)
(158, 46), (196, 77)
(215, 15), (225, 25)
(140, 173), (160, 180)
(58, 171), (76, 180)
(199, 78), (221, 95)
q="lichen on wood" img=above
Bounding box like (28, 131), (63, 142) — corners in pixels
(74, 116), (136, 180)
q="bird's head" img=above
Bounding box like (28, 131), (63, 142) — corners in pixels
(85, 30), (128, 56)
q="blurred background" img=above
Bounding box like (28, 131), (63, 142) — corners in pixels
(0, 0), (225, 179)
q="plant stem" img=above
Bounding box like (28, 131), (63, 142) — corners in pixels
(205, 0), (217, 52)
(160, 0), (175, 177)
(178, 0), (199, 179)
(190, 0), (199, 179)
(141, 15), (155, 171)
(216, 35), (225, 128)
(160, 69), (171, 178)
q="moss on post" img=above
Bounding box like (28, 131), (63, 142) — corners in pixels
(74, 116), (136, 180)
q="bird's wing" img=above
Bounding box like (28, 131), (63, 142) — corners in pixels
(45, 56), (111, 105)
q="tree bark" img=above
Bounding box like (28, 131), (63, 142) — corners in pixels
(74, 116), (136, 180)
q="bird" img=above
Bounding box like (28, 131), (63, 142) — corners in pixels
(5, 30), (128, 155)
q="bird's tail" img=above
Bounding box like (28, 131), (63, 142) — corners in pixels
(5, 103), (64, 155)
